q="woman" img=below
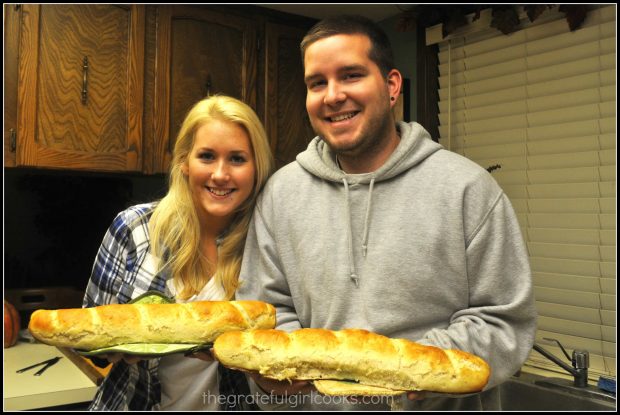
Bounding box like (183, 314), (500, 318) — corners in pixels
(83, 95), (275, 410)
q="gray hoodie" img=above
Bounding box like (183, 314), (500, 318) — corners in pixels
(237, 121), (537, 410)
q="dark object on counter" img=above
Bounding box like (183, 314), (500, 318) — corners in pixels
(16, 356), (63, 376)
(597, 376), (616, 394)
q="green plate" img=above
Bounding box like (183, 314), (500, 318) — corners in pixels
(75, 292), (211, 357)
(129, 291), (175, 304)
(76, 342), (212, 357)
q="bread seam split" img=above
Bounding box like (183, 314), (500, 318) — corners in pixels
(184, 301), (202, 323)
(229, 301), (252, 328)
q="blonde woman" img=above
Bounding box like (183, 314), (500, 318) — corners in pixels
(83, 95), (274, 410)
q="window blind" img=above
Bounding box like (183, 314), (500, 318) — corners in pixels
(430, 5), (616, 380)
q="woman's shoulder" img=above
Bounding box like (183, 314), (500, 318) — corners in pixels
(110, 202), (158, 232)
(124, 201), (158, 217)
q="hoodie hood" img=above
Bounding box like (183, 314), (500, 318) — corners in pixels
(296, 121), (442, 184)
(296, 121), (442, 286)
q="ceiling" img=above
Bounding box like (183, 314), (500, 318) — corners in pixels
(258, 4), (413, 23)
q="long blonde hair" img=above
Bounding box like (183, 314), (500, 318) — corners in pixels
(149, 95), (274, 300)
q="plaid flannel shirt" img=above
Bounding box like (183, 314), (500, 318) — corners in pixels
(83, 203), (255, 410)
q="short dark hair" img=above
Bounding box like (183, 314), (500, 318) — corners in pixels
(300, 15), (395, 78)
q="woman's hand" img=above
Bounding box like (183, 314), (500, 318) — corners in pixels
(185, 348), (216, 362)
(102, 353), (143, 365)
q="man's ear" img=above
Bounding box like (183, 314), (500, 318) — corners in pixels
(387, 69), (403, 108)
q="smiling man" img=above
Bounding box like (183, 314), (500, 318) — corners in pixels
(303, 32), (400, 173)
(237, 15), (537, 411)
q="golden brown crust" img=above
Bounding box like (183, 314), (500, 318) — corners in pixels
(28, 300), (276, 350)
(213, 328), (491, 394)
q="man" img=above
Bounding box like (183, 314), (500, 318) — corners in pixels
(236, 15), (537, 410)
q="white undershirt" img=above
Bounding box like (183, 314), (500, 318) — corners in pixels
(159, 277), (226, 410)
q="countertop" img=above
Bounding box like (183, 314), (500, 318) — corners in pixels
(4, 341), (103, 410)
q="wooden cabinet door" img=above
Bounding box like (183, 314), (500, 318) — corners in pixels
(152, 5), (257, 173)
(17, 5), (145, 172)
(264, 22), (314, 170)
(4, 4), (20, 167)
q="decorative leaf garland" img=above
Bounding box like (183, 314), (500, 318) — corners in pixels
(559, 5), (589, 31)
(396, 5), (590, 36)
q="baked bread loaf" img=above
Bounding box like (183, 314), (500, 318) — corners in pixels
(29, 300), (276, 350)
(213, 328), (491, 394)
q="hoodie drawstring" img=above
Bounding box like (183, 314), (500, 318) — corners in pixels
(362, 178), (375, 258)
(342, 179), (358, 287)
(342, 177), (376, 287)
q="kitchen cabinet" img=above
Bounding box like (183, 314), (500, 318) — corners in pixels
(14, 4), (145, 172)
(5, 5), (314, 174)
(150, 5), (257, 173)
(263, 22), (315, 169)
(4, 4), (19, 167)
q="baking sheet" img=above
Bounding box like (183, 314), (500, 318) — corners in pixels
(312, 379), (478, 398)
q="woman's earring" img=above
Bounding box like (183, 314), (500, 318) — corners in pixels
(390, 96), (395, 101)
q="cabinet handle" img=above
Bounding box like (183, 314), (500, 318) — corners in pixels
(205, 75), (212, 97)
(9, 129), (16, 152)
(81, 56), (89, 104)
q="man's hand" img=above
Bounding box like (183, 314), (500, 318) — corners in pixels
(407, 391), (427, 401)
(249, 372), (315, 396)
